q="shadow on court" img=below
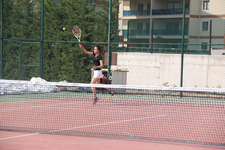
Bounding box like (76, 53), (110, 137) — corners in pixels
(0, 131), (224, 150)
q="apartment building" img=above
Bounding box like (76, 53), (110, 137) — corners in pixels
(53, 0), (225, 52)
(118, 0), (225, 52)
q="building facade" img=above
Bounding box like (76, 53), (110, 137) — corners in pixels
(118, 0), (225, 52)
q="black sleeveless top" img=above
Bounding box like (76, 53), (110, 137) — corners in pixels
(93, 52), (102, 70)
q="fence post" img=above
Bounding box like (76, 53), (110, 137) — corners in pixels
(127, 20), (130, 52)
(107, 0), (112, 84)
(151, 20), (154, 53)
(1, 0), (3, 79)
(40, 0), (44, 78)
(180, 0), (186, 97)
(209, 20), (212, 55)
(19, 41), (22, 80)
(114, 20), (118, 52)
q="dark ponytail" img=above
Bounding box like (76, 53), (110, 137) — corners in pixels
(96, 46), (105, 55)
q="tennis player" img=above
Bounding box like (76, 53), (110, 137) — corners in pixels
(79, 43), (114, 105)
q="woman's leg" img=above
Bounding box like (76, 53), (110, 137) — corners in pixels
(91, 77), (100, 99)
(92, 70), (102, 105)
(101, 76), (114, 96)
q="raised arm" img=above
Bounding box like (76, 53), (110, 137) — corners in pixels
(79, 43), (93, 55)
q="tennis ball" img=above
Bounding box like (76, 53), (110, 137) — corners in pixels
(63, 27), (66, 30)
(139, 95), (141, 97)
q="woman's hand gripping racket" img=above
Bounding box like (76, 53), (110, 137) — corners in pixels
(72, 25), (82, 44)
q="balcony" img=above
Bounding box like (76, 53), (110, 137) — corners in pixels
(123, 9), (189, 16)
(123, 10), (150, 16)
(115, 47), (209, 55)
(123, 29), (188, 36)
(153, 29), (188, 35)
(152, 8), (189, 15)
(124, 30), (150, 36)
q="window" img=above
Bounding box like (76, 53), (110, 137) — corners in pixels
(138, 4), (143, 11)
(137, 23), (143, 35)
(146, 23), (150, 30)
(147, 3), (151, 15)
(202, 21), (209, 31)
(201, 42), (208, 50)
(147, 3), (151, 10)
(90, 0), (95, 4)
(137, 23), (143, 30)
(167, 2), (173, 9)
(146, 23), (150, 35)
(174, 2), (180, 9)
(203, 0), (210, 10)
(166, 22), (179, 35)
(138, 3), (143, 15)
(186, 3), (189, 9)
(166, 22), (179, 30)
(167, 2), (180, 9)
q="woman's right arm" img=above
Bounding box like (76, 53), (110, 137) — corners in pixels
(79, 44), (93, 55)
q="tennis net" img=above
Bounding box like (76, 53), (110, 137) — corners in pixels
(0, 79), (225, 145)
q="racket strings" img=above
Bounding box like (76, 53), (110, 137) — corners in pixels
(72, 29), (81, 36)
(72, 26), (81, 35)
(72, 25), (81, 42)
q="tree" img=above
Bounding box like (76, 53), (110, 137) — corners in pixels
(43, 0), (97, 82)
(1, 0), (120, 82)
(2, 0), (40, 80)
(93, 0), (120, 43)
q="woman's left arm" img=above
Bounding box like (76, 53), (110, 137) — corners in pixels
(99, 60), (103, 68)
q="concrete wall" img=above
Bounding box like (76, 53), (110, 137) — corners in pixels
(111, 53), (225, 88)
(211, 48), (225, 55)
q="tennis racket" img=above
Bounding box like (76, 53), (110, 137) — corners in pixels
(72, 25), (82, 44)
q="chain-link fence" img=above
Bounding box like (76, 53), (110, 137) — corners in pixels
(1, 0), (225, 88)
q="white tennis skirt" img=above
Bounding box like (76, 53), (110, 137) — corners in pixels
(93, 70), (103, 78)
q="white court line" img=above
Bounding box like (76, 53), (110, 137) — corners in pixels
(0, 133), (39, 141)
(0, 115), (165, 140)
(0, 99), (88, 111)
(50, 114), (166, 133)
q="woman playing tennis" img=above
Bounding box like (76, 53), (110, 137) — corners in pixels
(79, 43), (114, 105)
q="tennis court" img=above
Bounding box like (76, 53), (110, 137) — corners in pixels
(0, 80), (225, 150)
(1, 130), (225, 150)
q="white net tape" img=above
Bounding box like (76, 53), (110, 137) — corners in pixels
(1, 77), (225, 95)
